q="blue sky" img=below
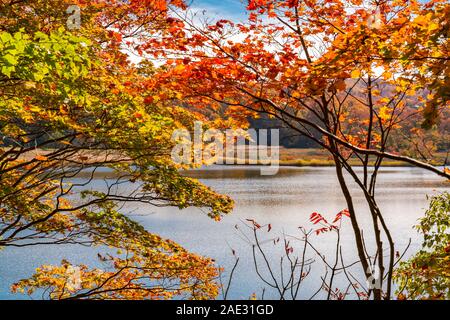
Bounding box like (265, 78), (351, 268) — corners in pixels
(189, 0), (247, 20)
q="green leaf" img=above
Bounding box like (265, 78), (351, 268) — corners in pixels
(3, 54), (18, 66)
(0, 32), (13, 43)
(1, 65), (15, 77)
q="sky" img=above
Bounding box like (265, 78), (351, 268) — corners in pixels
(189, 0), (248, 20)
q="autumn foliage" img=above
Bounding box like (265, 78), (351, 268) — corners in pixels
(0, 0), (449, 300)
(159, 0), (449, 299)
(0, 0), (232, 299)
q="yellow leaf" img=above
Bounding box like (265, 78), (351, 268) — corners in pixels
(383, 71), (392, 80)
(174, 64), (185, 72)
(379, 106), (391, 121)
(428, 22), (439, 32)
(350, 70), (361, 79)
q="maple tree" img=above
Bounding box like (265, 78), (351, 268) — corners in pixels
(0, 0), (233, 299)
(158, 0), (449, 299)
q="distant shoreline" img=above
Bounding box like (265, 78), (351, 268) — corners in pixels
(6, 147), (447, 168)
(215, 147), (448, 168)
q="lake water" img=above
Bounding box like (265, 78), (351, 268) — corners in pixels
(0, 166), (448, 299)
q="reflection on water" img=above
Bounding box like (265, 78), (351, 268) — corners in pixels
(0, 166), (448, 299)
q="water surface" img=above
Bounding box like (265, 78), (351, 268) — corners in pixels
(0, 166), (448, 299)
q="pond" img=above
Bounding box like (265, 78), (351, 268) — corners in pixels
(0, 166), (448, 299)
